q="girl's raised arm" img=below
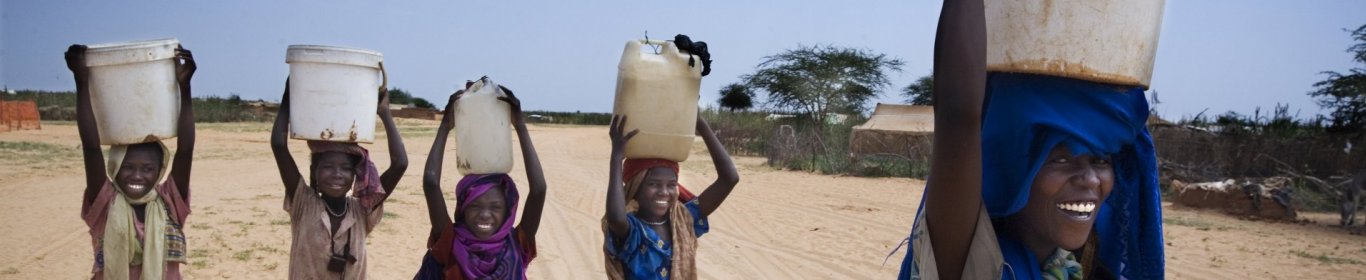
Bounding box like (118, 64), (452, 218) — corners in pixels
(922, 0), (988, 279)
(271, 79), (303, 200)
(422, 91), (461, 241)
(170, 46), (196, 199)
(501, 86), (548, 238)
(377, 87), (408, 197)
(694, 116), (739, 218)
(67, 45), (106, 208)
(604, 115), (638, 239)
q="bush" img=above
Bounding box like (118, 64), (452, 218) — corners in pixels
(1155, 107), (1364, 213)
(1158, 106), (1361, 180)
(2, 90), (76, 108)
(851, 154), (930, 178)
(703, 108), (921, 177)
(521, 110), (612, 125)
(195, 94), (272, 122)
(2, 90), (271, 122)
(765, 117), (862, 174)
(701, 109), (772, 156)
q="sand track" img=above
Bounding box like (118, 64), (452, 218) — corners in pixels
(2, 121), (1364, 279)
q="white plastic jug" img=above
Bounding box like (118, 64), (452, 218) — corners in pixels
(612, 39), (703, 162)
(285, 45), (384, 143)
(84, 38), (181, 145)
(453, 77), (514, 175)
(985, 0), (1166, 88)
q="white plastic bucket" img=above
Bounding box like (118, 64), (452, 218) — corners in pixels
(285, 45), (384, 143)
(84, 38), (181, 145)
(452, 77), (514, 175)
(985, 0), (1166, 88)
(612, 39), (703, 162)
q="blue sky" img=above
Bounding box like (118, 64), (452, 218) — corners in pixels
(3, 1), (1364, 120)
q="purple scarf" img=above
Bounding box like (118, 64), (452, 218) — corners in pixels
(451, 174), (527, 279)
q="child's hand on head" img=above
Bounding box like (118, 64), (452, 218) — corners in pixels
(447, 90), (464, 110)
(174, 45), (196, 86)
(609, 115), (638, 158)
(443, 90), (464, 129)
(496, 85), (523, 121)
(65, 44), (88, 74)
(377, 87), (390, 115)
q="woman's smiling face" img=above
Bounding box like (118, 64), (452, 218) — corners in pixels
(633, 167), (678, 222)
(1013, 145), (1115, 255)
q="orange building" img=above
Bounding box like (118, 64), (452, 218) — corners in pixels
(0, 100), (42, 132)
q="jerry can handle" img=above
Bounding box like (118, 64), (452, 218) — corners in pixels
(635, 39), (679, 56)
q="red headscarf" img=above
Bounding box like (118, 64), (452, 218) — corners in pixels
(621, 158), (695, 202)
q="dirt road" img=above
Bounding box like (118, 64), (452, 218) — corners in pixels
(1, 121), (1362, 279)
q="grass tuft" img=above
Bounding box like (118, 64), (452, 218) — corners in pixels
(1291, 250), (1364, 265)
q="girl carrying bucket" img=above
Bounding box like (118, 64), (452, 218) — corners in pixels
(602, 115), (740, 280)
(271, 77), (408, 279)
(897, 0), (1163, 279)
(413, 80), (547, 279)
(66, 43), (197, 279)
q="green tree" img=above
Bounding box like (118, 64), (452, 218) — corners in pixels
(1310, 24), (1366, 133)
(740, 45), (904, 123)
(386, 87), (435, 109)
(901, 75), (934, 106)
(717, 82), (754, 111)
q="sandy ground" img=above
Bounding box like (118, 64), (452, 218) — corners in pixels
(1, 121), (1364, 279)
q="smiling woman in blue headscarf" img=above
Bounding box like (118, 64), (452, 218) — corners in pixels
(896, 1), (1163, 279)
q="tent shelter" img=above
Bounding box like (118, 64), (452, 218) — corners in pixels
(849, 103), (934, 158)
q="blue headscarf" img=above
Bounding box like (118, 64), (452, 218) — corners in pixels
(897, 73), (1163, 279)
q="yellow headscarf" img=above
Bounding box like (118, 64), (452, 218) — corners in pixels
(102, 142), (174, 280)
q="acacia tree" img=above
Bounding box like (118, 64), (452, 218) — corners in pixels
(1311, 24), (1366, 133)
(717, 82), (754, 111)
(741, 45), (903, 124)
(901, 75), (934, 106)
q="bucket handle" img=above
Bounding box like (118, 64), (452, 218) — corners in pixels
(377, 61), (388, 94)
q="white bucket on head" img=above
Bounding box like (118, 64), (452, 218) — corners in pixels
(613, 39), (703, 162)
(84, 38), (181, 145)
(985, 0), (1166, 88)
(453, 77), (514, 175)
(285, 45), (383, 143)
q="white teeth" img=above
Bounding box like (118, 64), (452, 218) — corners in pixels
(655, 200), (668, 205)
(477, 224), (492, 230)
(1057, 202), (1097, 214)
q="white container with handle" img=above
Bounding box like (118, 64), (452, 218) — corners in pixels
(453, 77), (514, 175)
(612, 39), (703, 162)
(285, 45), (384, 143)
(84, 38), (181, 145)
(986, 0), (1166, 88)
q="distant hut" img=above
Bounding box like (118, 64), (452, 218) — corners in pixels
(849, 103), (934, 163)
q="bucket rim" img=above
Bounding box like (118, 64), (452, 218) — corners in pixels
(85, 38), (180, 53)
(286, 44), (384, 58)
